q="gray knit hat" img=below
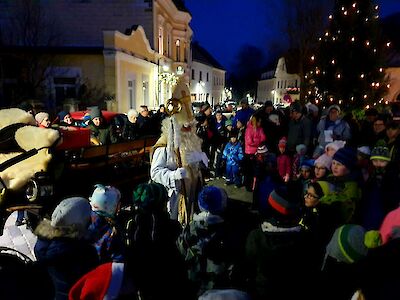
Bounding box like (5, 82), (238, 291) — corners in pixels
(326, 224), (368, 264)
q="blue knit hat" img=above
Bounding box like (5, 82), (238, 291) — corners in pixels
(57, 111), (70, 122)
(332, 147), (357, 170)
(198, 186), (228, 215)
(90, 184), (121, 218)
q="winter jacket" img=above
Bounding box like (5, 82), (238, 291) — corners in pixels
(287, 115), (312, 153)
(277, 153), (291, 179)
(34, 238), (99, 300)
(244, 122), (266, 155)
(316, 116), (351, 148)
(222, 141), (244, 167)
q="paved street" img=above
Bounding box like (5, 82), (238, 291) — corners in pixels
(206, 177), (253, 204)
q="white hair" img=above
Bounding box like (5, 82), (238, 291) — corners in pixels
(127, 109), (138, 119)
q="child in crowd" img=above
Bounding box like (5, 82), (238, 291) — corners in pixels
(357, 146), (371, 182)
(35, 112), (51, 128)
(178, 186), (234, 297)
(297, 161), (313, 195)
(88, 184), (124, 263)
(276, 137), (291, 182)
(222, 129), (244, 187)
(34, 197), (99, 299)
(358, 145), (400, 230)
(313, 153), (332, 181)
(320, 147), (361, 224)
(236, 119), (246, 145)
(292, 144), (307, 179)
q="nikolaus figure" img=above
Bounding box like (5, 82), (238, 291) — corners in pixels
(150, 82), (208, 224)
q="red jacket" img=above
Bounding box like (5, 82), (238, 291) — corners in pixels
(277, 154), (292, 179)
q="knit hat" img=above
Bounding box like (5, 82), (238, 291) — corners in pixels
(34, 197), (92, 239)
(256, 144), (268, 155)
(69, 262), (125, 300)
(278, 137), (287, 148)
(357, 146), (371, 157)
(89, 184), (121, 218)
(57, 111), (70, 122)
(327, 104), (341, 114)
(314, 154), (332, 170)
(268, 187), (299, 217)
(90, 107), (101, 120)
(380, 207), (400, 244)
(370, 145), (391, 161)
(225, 119), (233, 127)
(325, 140), (346, 152)
(198, 186), (228, 215)
(296, 144), (307, 155)
(332, 147), (357, 170)
(326, 224), (368, 264)
(35, 112), (49, 125)
(132, 182), (168, 211)
(300, 160), (313, 171)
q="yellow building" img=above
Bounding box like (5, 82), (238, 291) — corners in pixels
(0, 0), (192, 112)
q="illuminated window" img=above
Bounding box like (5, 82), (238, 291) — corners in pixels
(176, 39), (180, 61)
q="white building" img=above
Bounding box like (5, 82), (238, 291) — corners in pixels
(257, 57), (301, 105)
(190, 42), (225, 107)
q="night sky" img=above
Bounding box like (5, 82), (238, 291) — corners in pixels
(185, 0), (400, 73)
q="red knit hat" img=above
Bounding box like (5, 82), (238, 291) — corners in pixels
(69, 262), (124, 300)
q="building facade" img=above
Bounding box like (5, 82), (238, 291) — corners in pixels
(257, 57), (301, 105)
(0, 0), (192, 112)
(190, 42), (225, 107)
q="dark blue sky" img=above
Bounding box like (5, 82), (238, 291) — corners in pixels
(185, 0), (400, 73)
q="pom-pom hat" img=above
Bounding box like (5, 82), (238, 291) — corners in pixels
(90, 184), (121, 218)
(198, 186), (228, 215)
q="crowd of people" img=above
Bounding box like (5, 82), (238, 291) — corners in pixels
(5, 97), (400, 300)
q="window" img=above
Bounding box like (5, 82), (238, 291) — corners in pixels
(295, 79), (298, 87)
(158, 27), (163, 55)
(277, 81), (280, 89)
(191, 69), (195, 80)
(199, 71), (202, 81)
(167, 33), (171, 57)
(183, 41), (187, 62)
(53, 77), (77, 102)
(206, 72), (209, 82)
(175, 39), (180, 62)
(128, 78), (136, 109)
(142, 74), (149, 106)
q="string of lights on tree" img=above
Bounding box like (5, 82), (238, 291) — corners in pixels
(305, 0), (391, 110)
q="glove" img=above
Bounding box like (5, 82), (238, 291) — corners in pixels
(174, 167), (188, 180)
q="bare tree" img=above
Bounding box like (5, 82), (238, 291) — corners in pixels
(278, 0), (332, 101)
(0, 0), (62, 106)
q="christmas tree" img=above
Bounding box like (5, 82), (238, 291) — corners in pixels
(306, 0), (390, 110)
